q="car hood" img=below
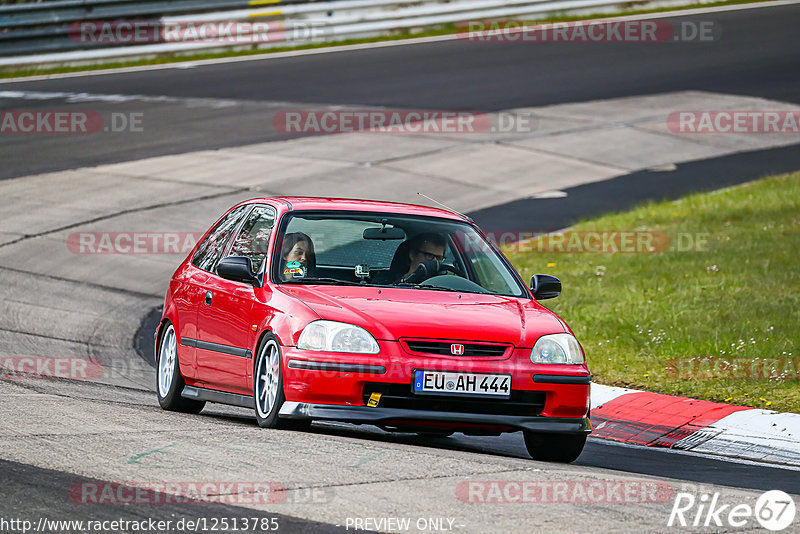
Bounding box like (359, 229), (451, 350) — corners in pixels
(277, 285), (565, 346)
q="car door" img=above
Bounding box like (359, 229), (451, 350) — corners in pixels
(170, 266), (209, 382)
(175, 204), (250, 382)
(196, 205), (276, 395)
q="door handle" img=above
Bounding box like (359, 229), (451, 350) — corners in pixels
(205, 291), (213, 306)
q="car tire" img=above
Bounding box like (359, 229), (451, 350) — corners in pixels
(523, 431), (587, 463)
(156, 322), (205, 414)
(253, 334), (311, 431)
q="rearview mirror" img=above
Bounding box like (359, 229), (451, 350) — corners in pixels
(363, 227), (406, 240)
(217, 256), (261, 287)
(531, 274), (561, 300)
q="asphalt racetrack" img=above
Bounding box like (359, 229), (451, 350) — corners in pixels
(1, 2), (799, 533)
(1, 3), (799, 180)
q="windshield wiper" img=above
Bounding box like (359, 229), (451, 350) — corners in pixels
(394, 282), (478, 294)
(284, 278), (490, 294)
(282, 277), (366, 286)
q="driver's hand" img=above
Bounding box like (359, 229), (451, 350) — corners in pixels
(402, 259), (441, 284)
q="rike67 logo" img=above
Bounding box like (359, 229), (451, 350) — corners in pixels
(668, 490), (796, 531)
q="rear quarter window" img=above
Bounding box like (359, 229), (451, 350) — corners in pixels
(191, 205), (250, 272)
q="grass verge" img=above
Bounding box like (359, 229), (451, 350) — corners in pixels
(0, 0), (777, 79)
(506, 171), (800, 413)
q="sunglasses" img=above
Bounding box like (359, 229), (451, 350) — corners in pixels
(415, 249), (445, 262)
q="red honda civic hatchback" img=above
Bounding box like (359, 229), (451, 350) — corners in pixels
(155, 197), (591, 462)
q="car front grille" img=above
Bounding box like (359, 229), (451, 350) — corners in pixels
(403, 340), (510, 358)
(362, 383), (545, 417)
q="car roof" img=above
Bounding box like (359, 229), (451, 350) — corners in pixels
(251, 196), (470, 222)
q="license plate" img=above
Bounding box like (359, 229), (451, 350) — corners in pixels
(413, 370), (511, 398)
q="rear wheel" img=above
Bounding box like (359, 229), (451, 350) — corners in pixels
(156, 322), (205, 414)
(523, 431), (586, 463)
(253, 334), (310, 431)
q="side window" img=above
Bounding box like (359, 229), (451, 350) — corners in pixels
(469, 254), (517, 295)
(229, 205), (276, 273)
(444, 238), (467, 275)
(192, 205), (250, 272)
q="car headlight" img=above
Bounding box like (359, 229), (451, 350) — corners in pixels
(297, 320), (380, 354)
(530, 334), (584, 364)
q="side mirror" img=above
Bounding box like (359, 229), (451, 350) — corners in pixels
(531, 274), (561, 300)
(217, 256), (261, 287)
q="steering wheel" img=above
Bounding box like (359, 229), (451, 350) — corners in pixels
(401, 260), (458, 284)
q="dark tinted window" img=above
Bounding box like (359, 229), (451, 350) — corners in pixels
(229, 205), (276, 273)
(192, 205), (250, 272)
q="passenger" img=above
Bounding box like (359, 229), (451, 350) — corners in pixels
(279, 232), (316, 281)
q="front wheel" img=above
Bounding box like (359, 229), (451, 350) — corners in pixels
(253, 334), (310, 431)
(523, 432), (587, 463)
(156, 322), (205, 414)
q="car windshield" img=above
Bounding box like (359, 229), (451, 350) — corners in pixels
(271, 211), (529, 298)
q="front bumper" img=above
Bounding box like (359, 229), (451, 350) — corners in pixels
(278, 401), (591, 435)
(282, 341), (591, 420)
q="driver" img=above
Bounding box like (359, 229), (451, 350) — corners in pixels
(398, 232), (447, 283)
